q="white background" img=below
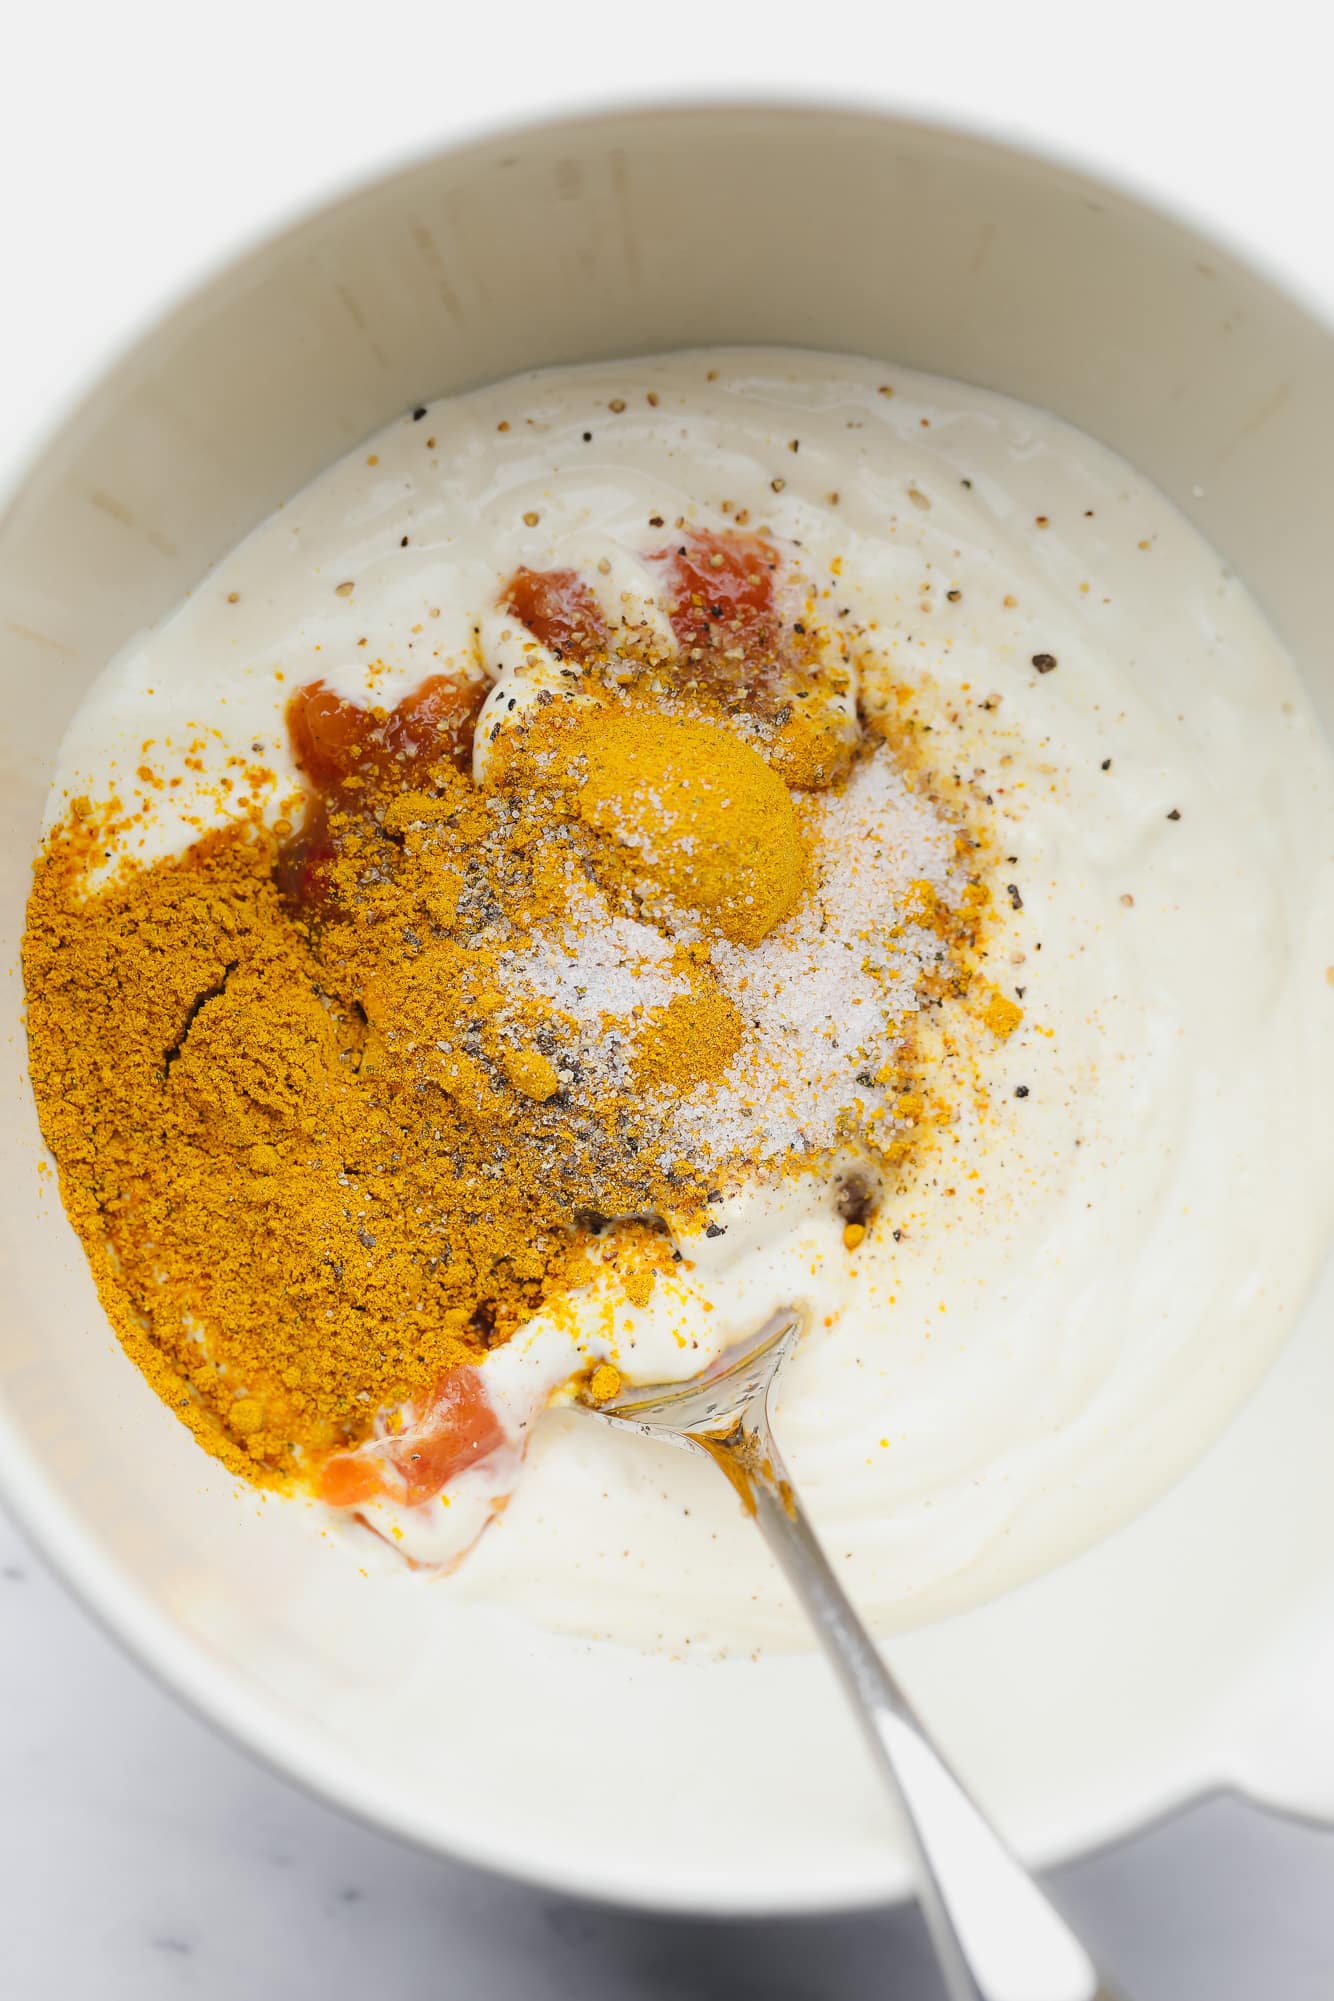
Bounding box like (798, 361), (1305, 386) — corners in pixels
(5, 3), (1334, 1993)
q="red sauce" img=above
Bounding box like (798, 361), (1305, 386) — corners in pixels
(504, 565), (608, 660)
(314, 1450), (384, 1511)
(287, 673), (484, 795)
(396, 1368), (507, 1505)
(280, 672), (489, 911)
(315, 1366), (507, 1511)
(650, 527), (780, 654)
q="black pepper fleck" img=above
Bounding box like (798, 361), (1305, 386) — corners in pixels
(1167, 807), (1181, 820)
(705, 1222), (726, 1239)
(1007, 883), (1023, 910)
(412, 407), (426, 421)
(1015, 1084), (1030, 1099)
(1032, 653), (1058, 674)
(1101, 758), (1112, 771)
(946, 588), (962, 602)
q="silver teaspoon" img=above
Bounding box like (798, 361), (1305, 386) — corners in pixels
(579, 1308), (1122, 2001)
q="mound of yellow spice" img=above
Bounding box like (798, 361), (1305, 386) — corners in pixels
(546, 708), (807, 946)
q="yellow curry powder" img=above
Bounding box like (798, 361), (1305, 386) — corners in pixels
(21, 694), (807, 1483)
(24, 638), (1008, 1489)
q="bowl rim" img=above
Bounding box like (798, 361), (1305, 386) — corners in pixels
(4, 88), (1333, 1916)
(6, 86), (1334, 522)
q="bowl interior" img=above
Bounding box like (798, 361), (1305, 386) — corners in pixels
(3, 103), (1334, 1912)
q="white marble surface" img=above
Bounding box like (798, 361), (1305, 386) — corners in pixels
(4, 1497), (1334, 1999)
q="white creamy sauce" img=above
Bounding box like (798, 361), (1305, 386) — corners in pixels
(49, 351), (1334, 1650)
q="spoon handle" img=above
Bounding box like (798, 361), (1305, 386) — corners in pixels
(711, 1416), (1119, 2001)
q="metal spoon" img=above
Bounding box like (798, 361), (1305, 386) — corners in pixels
(579, 1307), (1121, 2001)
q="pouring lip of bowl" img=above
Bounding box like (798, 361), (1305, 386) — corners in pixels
(1, 90), (1331, 1912)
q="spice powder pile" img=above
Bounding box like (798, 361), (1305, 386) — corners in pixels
(23, 531), (1003, 1490)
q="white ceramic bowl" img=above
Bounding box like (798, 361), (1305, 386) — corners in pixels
(3, 102), (1334, 1915)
